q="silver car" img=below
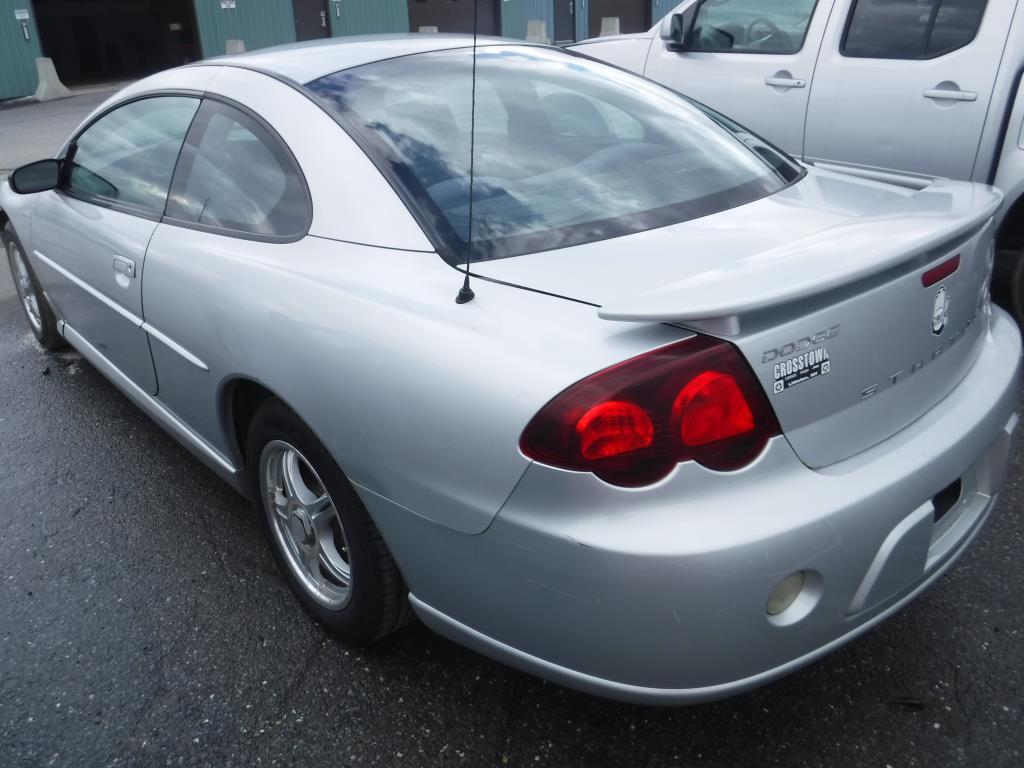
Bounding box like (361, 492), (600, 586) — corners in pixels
(1, 36), (1020, 705)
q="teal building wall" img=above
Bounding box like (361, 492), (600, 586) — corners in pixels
(500, 0), (552, 41)
(191, 0), (297, 57)
(650, 0), (673, 28)
(0, 1), (671, 101)
(0, 1), (44, 99)
(329, 0), (409, 36)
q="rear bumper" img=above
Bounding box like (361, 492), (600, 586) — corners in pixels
(370, 308), (1021, 705)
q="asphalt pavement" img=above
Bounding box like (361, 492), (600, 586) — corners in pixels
(0, 89), (118, 178)
(1, 95), (1023, 768)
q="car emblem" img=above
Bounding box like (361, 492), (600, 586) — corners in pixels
(932, 286), (949, 335)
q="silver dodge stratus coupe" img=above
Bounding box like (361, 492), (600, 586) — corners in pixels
(2, 36), (1020, 704)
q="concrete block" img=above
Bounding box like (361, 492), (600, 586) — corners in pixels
(418, 26), (439, 33)
(600, 17), (621, 36)
(32, 58), (72, 103)
(526, 20), (549, 44)
(225, 39), (246, 54)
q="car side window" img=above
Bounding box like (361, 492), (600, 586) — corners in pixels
(842, 0), (988, 60)
(688, 0), (819, 54)
(165, 100), (310, 238)
(67, 96), (199, 217)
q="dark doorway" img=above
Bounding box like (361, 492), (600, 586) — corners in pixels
(407, 0), (500, 35)
(588, 0), (650, 38)
(32, 0), (200, 86)
(554, 0), (576, 44)
(293, 0), (331, 41)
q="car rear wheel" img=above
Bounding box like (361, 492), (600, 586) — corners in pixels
(3, 223), (64, 350)
(246, 398), (412, 643)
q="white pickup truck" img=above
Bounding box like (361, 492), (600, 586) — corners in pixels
(574, 0), (1024, 320)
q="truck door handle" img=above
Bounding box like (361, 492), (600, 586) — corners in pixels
(923, 88), (977, 102)
(765, 76), (806, 88)
(112, 256), (136, 279)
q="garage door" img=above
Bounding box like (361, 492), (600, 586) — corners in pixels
(588, 0), (650, 38)
(408, 0), (500, 35)
(33, 0), (199, 85)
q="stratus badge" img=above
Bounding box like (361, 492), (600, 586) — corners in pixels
(932, 286), (949, 335)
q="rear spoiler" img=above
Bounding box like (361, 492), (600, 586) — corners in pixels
(597, 180), (1001, 335)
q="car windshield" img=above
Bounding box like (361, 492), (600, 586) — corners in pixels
(307, 45), (800, 262)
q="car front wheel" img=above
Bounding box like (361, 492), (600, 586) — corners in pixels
(245, 398), (412, 643)
(4, 222), (64, 350)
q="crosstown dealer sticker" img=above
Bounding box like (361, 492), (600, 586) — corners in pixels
(772, 347), (831, 394)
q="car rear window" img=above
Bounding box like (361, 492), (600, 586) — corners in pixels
(307, 46), (800, 263)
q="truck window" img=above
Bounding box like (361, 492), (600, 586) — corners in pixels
(842, 0), (988, 60)
(688, 0), (819, 55)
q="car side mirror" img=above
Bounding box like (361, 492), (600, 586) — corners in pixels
(9, 159), (61, 195)
(661, 7), (700, 52)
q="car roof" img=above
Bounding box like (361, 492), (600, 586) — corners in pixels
(211, 33), (537, 85)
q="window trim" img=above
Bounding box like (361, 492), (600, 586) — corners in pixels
(680, 0), (822, 56)
(840, 0), (988, 61)
(161, 95), (313, 244)
(59, 90), (204, 222)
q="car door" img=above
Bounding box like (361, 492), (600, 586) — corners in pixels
(804, 0), (1017, 181)
(30, 96), (200, 394)
(140, 97), (312, 451)
(644, 0), (833, 156)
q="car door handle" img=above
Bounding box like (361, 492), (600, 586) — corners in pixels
(923, 88), (977, 102)
(112, 256), (136, 279)
(765, 76), (806, 88)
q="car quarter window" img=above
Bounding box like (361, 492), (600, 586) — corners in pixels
(67, 96), (200, 217)
(165, 100), (310, 238)
(688, 0), (819, 54)
(842, 0), (988, 60)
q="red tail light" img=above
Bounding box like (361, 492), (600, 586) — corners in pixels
(519, 336), (780, 487)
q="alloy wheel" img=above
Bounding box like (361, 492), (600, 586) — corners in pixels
(9, 241), (42, 334)
(260, 440), (353, 609)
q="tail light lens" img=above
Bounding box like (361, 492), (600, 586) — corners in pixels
(519, 336), (780, 487)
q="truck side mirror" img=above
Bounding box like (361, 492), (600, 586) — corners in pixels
(661, 6), (699, 52)
(9, 159), (61, 195)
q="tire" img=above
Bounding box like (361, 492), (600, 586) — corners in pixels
(992, 248), (1024, 327)
(3, 222), (64, 350)
(245, 398), (413, 643)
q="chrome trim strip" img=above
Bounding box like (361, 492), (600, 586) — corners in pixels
(33, 249), (143, 326)
(62, 321), (242, 489)
(142, 322), (210, 372)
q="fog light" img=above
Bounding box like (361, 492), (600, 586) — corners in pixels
(767, 571), (806, 616)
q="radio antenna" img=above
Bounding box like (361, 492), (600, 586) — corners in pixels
(455, 0), (479, 304)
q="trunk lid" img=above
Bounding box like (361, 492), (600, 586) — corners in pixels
(472, 171), (1002, 467)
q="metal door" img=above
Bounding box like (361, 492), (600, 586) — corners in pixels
(644, 0), (832, 157)
(407, 0), (499, 35)
(32, 194), (161, 393)
(293, 0), (331, 41)
(804, 0), (1018, 181)
(27, 95), (200, 396)
(555, 0), (577, 44)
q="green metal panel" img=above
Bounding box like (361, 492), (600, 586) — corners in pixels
(651, 0), (671, 28)
(0, 1), (43, 99)
(576, 0), (587, 41)
(191, 0), (296, 57)
(328, 0), (408, 36)
(501, 0), (553, 41)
